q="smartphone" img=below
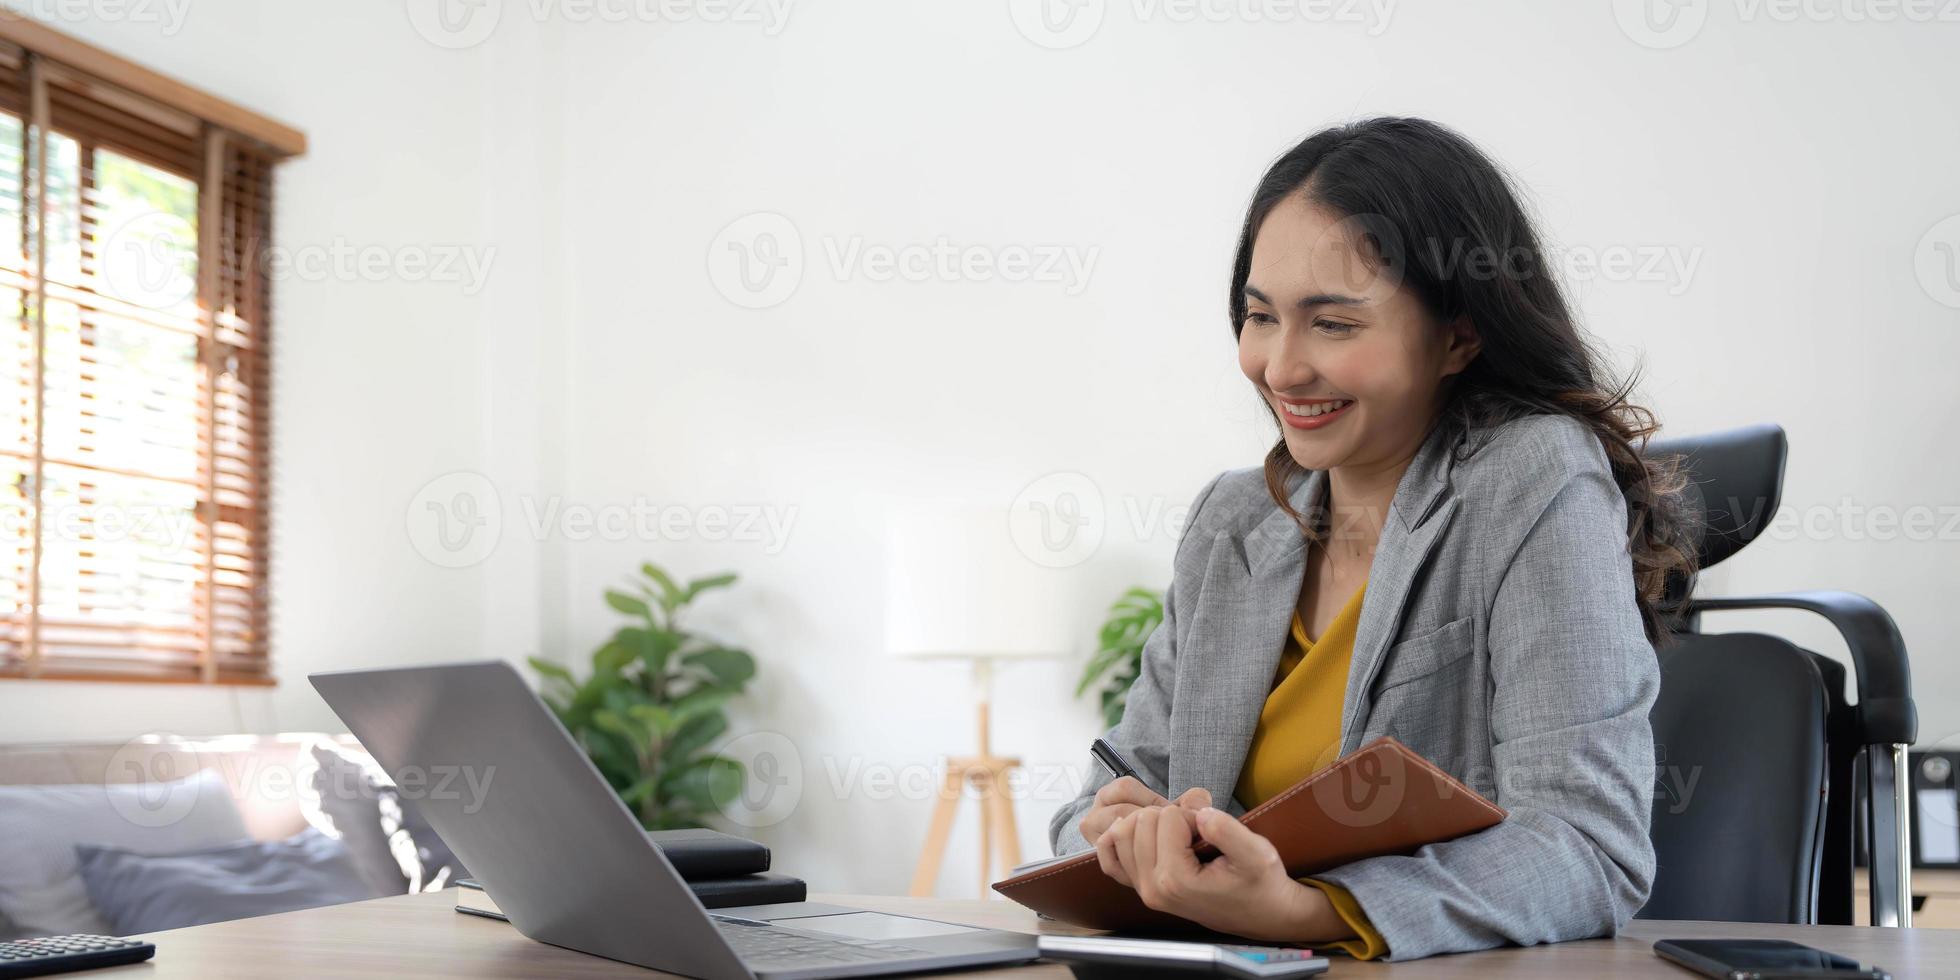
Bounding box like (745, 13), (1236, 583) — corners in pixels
(1653, 938), (1890, 979)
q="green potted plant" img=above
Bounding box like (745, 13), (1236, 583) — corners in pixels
(529, 561), (756, 830)
(1075, 586), (1165, 729)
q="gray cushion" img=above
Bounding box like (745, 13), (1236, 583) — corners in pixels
(74, 829), (377, 935)
(0, 769), (249, 937)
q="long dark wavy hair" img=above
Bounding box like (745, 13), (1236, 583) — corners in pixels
(1228, 116), (1696, 644)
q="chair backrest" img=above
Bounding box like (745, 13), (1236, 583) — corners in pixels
(1637, 422), (1916, 926)
(1640, 422), (1828, 923)
(1647, 422), (1788, 618)
(1642, 633), (1832, 922)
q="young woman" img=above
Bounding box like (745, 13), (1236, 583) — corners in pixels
(1045, 117), (1696, 961)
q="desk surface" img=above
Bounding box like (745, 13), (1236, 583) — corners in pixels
(109, 889), (1956, 978)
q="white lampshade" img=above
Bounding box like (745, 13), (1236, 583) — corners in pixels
(883, 501), (1073, 661)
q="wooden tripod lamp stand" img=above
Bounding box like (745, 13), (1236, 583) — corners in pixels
(884, 503), (1069, 898)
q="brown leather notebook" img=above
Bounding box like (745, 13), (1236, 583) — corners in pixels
(993, 736), (1505, 932)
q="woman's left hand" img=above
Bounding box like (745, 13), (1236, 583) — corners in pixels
(1095, 805), (1344, 943)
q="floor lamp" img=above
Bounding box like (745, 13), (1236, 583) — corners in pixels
(884, 503), (1067, 899)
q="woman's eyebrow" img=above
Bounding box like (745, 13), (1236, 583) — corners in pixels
(1243, 284), (1366, 309)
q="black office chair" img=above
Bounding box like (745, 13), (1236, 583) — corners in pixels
(1637, 423), (1917, 926)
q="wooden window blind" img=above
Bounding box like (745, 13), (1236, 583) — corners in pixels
(0, 24), (300, 685)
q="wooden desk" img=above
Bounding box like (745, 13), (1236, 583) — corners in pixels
(103, 889), (1956, 978)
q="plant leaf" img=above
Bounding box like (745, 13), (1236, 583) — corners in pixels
(592, 708), (645, 746)
(626, 702), (677, 738)
(1078, 585), (1162, 718)
(683, 647), (756, 688)
(621, 775), (657, 806)
(595, 639), (640, 677)
(528, 656), (575, 684)
(605, 590), (652, 619)
(641, 563), (684, 607)
(527, 656), (578, 708)
(650, 808), (707, 831)
(683, 572), (738, 603)
(1074, 646), (1128, 697)
(661, 712), (728, 768)
(618, 626), (683, 677)
(584, 730), (640, 790)
(669, 686), (735, 726)
(661, 755), (743, 811)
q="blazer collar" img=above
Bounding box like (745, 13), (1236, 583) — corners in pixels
(1242, 421), (1460, 575)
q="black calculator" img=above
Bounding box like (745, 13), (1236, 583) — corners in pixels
(0, 935), (155, 977)
(1038, 935), (1330, 976)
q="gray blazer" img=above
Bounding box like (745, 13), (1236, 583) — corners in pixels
(1046, 414), (1660, 961)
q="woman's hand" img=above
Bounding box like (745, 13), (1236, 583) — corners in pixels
(1077, 777), (1210, 844)
(1096, 805), (1350, 943)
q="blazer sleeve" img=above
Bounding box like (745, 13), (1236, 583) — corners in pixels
(1047, 472), (1227, 857)
(1311, 453), (1661, 960)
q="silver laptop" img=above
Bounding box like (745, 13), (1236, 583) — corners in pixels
(310, 660), (1038, 980)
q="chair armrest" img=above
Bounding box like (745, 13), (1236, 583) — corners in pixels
(1688, 590), (1916, 745)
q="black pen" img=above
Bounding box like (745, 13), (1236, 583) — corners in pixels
(1090, 738), (1139, 783)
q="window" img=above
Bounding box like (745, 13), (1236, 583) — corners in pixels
(0, 24), (300, 684)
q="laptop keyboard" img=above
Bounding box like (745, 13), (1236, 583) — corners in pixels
(712, 917), (932, 966)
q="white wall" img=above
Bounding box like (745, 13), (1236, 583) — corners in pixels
(2, 0), (1956, 901)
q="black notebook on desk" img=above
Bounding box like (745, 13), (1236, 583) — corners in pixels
(456, 873), (806, 919)
(647, 828), (772, 880)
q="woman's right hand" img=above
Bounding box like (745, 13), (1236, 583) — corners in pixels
(1078, 778), (1212, 844)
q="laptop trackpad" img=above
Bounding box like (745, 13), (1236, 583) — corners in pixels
(777, 911), (985, 941)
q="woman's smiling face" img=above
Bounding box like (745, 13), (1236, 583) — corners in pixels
(1237, 193), (1481, 475)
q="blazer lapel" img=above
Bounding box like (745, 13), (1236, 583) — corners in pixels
(1338, 424), (1461, 755)
(1186, 467), (1323, 815)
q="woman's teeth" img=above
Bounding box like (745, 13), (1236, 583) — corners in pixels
(1283, 400), (1352, 418)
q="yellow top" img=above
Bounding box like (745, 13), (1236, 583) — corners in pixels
(1231, 581), (1389, 960)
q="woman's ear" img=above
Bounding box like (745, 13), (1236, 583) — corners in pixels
(1440, 315), (1482, 378)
